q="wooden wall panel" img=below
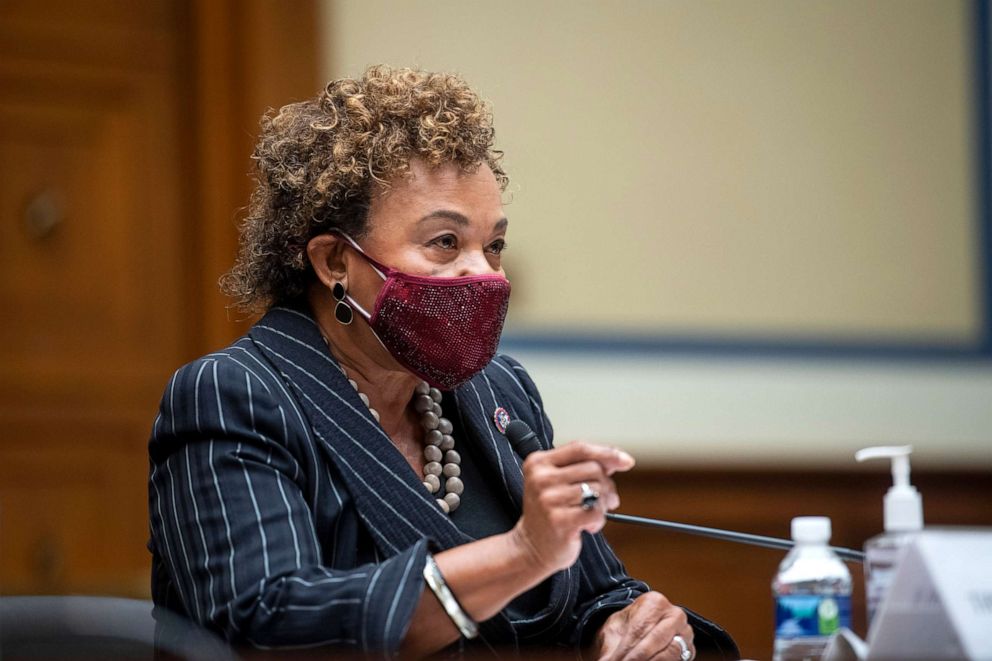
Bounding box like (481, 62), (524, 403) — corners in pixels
(0, 0), (319, 597)
(0, 417), (149, 595)
(188, 0), (321, 353)
(0, 0), (189, 596)
(604, 468), (992, 660)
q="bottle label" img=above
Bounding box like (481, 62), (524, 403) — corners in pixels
(775, 594), (852, 638)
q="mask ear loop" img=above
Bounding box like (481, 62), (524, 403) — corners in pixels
(345, 293), (372, 322)
(333, 231), (390, 280)
(346, 290), (390, 356)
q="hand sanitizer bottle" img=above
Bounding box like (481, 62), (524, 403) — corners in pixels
(854, 445), (924, 630)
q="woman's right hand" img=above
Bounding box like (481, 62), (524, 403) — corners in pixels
(510, 442), (636, 573)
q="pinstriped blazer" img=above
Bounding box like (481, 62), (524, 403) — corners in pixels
(148, 304), (736, 657)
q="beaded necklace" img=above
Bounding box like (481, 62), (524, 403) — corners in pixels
(340, 370), (464, 513)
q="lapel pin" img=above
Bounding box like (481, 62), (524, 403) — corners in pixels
(493, 407), (511, 434)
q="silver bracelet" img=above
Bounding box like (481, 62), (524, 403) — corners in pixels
(422, 554), (479, 639)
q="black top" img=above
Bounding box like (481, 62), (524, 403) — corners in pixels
(446, 397), (551, 617)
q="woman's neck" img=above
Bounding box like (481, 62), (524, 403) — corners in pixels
(307, 289), (422, 438)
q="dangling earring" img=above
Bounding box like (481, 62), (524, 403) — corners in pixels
(332, 282), (354, 325)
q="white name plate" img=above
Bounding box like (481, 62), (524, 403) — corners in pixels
(868, 528), (992, 660)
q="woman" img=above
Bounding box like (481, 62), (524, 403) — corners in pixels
(149, 66), (737, 660)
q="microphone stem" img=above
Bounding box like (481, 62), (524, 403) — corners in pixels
(605, 512), (866, 563)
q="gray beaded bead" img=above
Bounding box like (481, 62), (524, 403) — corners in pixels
(421, 411), (439, 430)
(446, 476), (464, 495)
(345, 376), (466, 513)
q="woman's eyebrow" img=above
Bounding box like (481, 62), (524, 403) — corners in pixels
(419, 210), (470, 225)
(419, 210), (509, 231)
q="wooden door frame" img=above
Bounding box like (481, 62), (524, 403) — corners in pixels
(182, 0), (321, 357)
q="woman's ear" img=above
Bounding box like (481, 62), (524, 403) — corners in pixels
(307, 234), (348, 290)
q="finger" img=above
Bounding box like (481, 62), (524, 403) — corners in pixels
(629, 606), (688, 660)
(610, 593), (669, 659)
(543, 441), (635, 474)
(681, 623), (694, 650)
(645, 627), (694, 661)
(633, 620), (685, 661)
(553, 460), (607, 484)
(619, 590), (685, 659)
(550, 503), (609, 536)
(598, 477), (620, 510)
(526, 459), (619, 510)
(651, 628), (694, 661)
(539, 478), (618, 511)
(660, 618), (694, 659)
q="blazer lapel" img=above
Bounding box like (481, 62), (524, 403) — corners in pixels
(249, 306), (469, 556)
(251, 306), (527, 647)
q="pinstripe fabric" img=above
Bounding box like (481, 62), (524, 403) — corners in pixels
(148, 304), (735, 657)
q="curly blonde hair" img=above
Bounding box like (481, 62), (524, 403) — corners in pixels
(220, 65), (508, 312)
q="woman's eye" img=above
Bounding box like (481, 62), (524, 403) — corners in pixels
(430, 234), (458, 250)
(487, 239), (507, 255)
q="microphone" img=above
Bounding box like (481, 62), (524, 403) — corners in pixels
(505, 419), (543, 457)
(503, 420), (866, 563)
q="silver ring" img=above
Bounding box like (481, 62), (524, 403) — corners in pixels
(672, 634), (692, 661)
(579, 482), (600, 510)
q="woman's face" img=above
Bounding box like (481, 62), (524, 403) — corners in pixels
(310, 157), (509, 380)
(350, 158), (508, 283)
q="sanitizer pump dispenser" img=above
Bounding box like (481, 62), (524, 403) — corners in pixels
(854, 445), (924, 630)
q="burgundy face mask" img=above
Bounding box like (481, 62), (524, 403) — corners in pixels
(335, 233), (511, 391)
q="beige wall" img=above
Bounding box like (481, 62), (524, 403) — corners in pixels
(321, 0), (979, 344)
(319, 0), (991, 466)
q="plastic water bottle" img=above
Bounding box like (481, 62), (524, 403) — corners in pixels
(772, 516), (852, 661)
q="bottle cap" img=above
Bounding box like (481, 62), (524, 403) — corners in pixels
(791, 516), (831, 543)
(855, 445), (924, 532)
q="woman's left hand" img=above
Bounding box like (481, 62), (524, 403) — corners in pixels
(589, 591), (694, 661)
